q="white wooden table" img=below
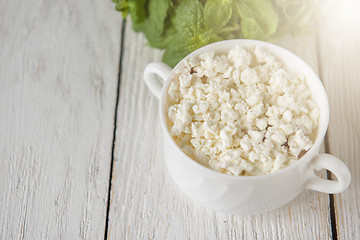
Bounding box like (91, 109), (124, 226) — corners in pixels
(1, 1), (359, 239)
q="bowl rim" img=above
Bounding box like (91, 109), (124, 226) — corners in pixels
(159, 39), (329, 180)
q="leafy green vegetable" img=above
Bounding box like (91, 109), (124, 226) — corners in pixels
(173, 0), (204, 34)
(113, 0), (147, 23)
(132, 0), (173, 48)
(163, 0), (222, 65)
(234, 0), (278, 39)
(113, 0), (316, 67)
(204, 0), (233, 33)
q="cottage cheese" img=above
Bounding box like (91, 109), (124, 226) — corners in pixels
(167, 45), (319, 176)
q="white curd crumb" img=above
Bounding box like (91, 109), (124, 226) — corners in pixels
(167, 45), (319, 176)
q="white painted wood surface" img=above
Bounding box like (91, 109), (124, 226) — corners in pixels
(0, 0), (121, 238)
(107, 21), (331, 239)
(1, 0), (360, 239)
(318, 10), (360, 239)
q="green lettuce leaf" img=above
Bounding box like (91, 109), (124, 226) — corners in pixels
(113, 0), (317, 68)
(235, 0), (278, 40)
(132, 0), (173, 48)
(173, 0), (204, 35)
(162, 0), (224, 67)
(113, 0), (147, 23)
(204, 0), (233, 33)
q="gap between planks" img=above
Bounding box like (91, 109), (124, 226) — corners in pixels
(104, 20), (127, 240)
(316, 29), (338, 240)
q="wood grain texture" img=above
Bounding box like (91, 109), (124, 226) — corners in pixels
(107, 20), (332, 239)
(0, 0), (121, 238)
(318, 7), (360, 239)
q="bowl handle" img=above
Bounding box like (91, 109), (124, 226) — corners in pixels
(306, 154), (351, 194)
(144, 62), (172, 99)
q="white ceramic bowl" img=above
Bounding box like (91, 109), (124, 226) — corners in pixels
(144, 39), (351, 214)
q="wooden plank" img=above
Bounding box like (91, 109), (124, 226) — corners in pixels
(0, 0), (121, 238)
(318, 4), (360, 239)
(108, 20), (331, 239)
